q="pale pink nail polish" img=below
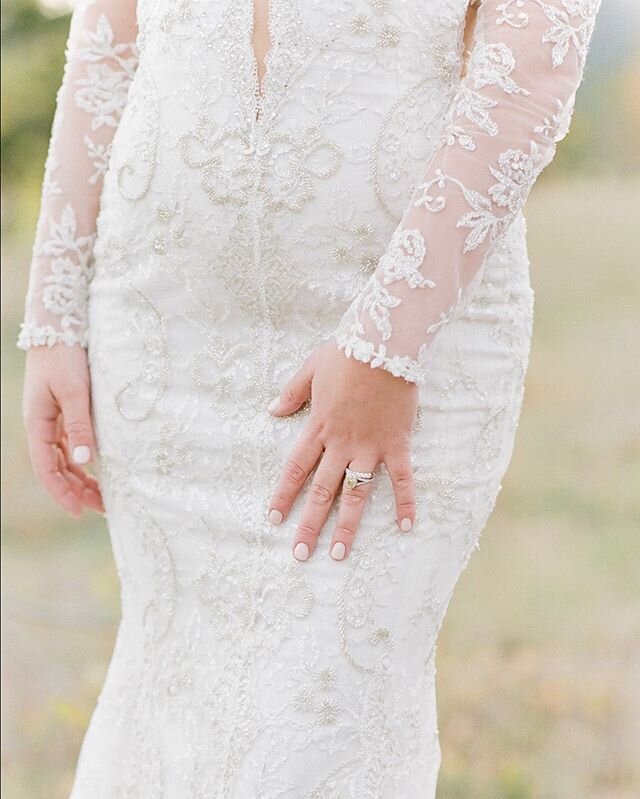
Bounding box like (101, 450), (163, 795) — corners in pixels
(268, 396), (280, 413)
(330, 541), (346, 561)
(293, 542), (309, 561)
(400, 517), (413, 532)
(73, 445), (91, 464)
(269, 508), (283, 525)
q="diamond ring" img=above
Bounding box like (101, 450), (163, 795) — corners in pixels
(343, 466), (376, 490)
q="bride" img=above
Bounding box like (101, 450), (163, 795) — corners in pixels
(19, 1), (601, 795)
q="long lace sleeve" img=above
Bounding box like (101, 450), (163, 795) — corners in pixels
(332, 0), (601, 384)
(16, 0), (138, 350)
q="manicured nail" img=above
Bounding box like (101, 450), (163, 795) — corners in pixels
(268, 395), (280, 413)
(400, 517), (413, 532)
(293, 542), (310, 561)
(330, 541), (346, 561)
(72, 445), (91, 464)
(269, 508), (283, 525)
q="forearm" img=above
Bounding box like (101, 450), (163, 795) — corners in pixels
(17, 0), (139, 349)
(332, 0), (601, 384)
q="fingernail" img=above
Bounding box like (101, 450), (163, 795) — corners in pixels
(330, 541), (346, 561)
(400, 517), (413, 532)
(269, 508), (283, 525)
(293, 542), (310, 561)
(268, 395), (280, 413)
(72, 445), (91, 464)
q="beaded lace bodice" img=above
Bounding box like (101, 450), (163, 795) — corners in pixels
(17, 0), (600, 377)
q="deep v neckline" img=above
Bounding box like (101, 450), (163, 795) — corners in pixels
(251, 0), (273, 121)
(217, 0), (315, 131)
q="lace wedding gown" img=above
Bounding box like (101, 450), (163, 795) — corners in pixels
(17, 0), (600, 795)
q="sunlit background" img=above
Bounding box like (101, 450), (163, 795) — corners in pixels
(2, 1), (639, 797)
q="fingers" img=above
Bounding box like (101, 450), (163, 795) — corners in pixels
(55, 446), (104, 514)
(57, 380), (104, 513)
(59, 379), (98, 465)
(269, 441), (415, 564)
(24, 379), (102, 518)
(267, 426), (324, 526)
(64, 463), (105, 512)
(26, 411), (84, 518)
(384, 448), (416, 533)
(268, 355), (314, 417)
(291, 448), (350, 561)
(328, 457), (379, 561)
(58, 433), (105, 513)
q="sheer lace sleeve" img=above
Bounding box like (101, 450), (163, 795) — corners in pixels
(332, 0), (601, 384)
(16, 0), (138, 350)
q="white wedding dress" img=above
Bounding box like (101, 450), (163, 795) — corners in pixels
(18, 0), (600, 795)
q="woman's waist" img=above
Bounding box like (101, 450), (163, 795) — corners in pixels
(90, 227), (531, 347)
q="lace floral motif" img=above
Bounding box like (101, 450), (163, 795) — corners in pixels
(18, 1), (598, 795)
(379, 228), (434, 289)
(333, 0), (601, 384)
(35, 204), (95, 345)
(17, 0), (138, 349)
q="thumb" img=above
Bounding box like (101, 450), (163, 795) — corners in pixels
(268, 358), (314, 416)
(61, 382), (98, 465)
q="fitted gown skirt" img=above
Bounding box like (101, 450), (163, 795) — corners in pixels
(69, 30), (535, 799)
(73, 217), (534, 797)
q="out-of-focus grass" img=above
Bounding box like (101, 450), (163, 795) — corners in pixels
(1, 176), (639, 798)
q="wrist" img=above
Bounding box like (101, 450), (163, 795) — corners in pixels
(331, 330), (425, 387)
(17, 320), (88, 351)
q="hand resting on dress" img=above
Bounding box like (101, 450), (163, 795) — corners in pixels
(22, 345), (104, 518)
(267, 339), (418, 562)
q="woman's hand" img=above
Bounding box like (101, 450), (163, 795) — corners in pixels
(267, 339), (419, 561)
(22, 344), (104, 518)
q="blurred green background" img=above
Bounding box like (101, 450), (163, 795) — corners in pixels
(2, 1), (639, 797)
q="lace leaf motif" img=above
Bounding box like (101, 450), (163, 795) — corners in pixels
(17, 3), (138, 349)
(332, 0), (600, 384)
